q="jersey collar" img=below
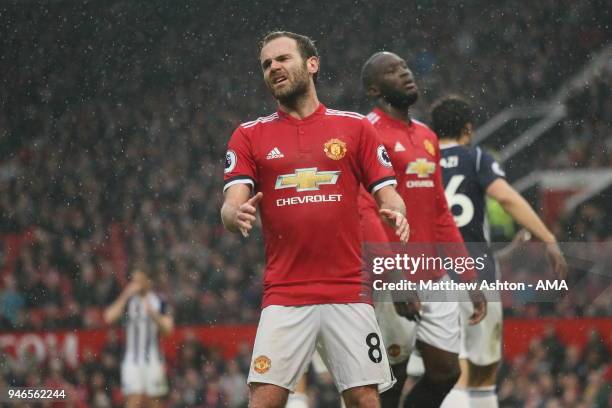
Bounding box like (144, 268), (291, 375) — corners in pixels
(439, 142), (459, 149)
(372, 107), (414, 129)
(372, 107), (419, 147)
(277, 103), (326, 125)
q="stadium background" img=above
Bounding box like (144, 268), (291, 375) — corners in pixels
(0, 0), (610, 406)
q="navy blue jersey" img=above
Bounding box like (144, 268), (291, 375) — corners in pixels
(440, 143), (505, 281)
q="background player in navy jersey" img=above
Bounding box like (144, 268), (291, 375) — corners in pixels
(221, 32), (409, 408)
(433, 96), (567, 408)
(104, 269), (174, 408)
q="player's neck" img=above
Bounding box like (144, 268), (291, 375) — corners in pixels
(377, 101), (411, 124)
(438, 137), (457, 146)
(440, 134), (470, 146)
(278, 88), (320, 120)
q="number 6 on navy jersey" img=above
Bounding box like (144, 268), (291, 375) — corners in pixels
(444, 174), (474, 228)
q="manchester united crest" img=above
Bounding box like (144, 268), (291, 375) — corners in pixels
(253, 355), (271, 374)
(324, 138), (347, 160)
(423, 139), (436, 157)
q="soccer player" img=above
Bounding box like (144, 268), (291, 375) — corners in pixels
(358, 51), (486, 408)
(103, 269), (173, 408)
(220, 31), (409, 408)
(433, 96), (567, 408)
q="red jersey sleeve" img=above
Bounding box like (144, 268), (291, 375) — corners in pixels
(431, 137), (477, 282)
(358, 119), (397, 193)
(223, 126), (257, 192)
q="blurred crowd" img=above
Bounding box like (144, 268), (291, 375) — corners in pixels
(0, 0), (610, 406)
(496, 328), (611, 408)
(545, 73), (612, 171)
(0, 331), (252, 408)
(0, 0), (608, 330)
(1, 326), (609, 408)
(0, 92), (262, 330)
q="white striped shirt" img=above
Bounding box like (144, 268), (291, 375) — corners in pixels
(123, 292), (166, 365)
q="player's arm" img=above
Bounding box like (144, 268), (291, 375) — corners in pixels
(103, 282), (139, 324)
(495, 229), (532, 263)
(359, 119), (409, 242)
(145, 301), (174, 336)
(148, 311), (174, 336)
(373, 185), (420, 320)
(221, 127), (260, 236)
(486, 179), (567, 278)
(374, 185), (409, 243)
(487, 179), (554, 242)
(221, 184), (263, 237)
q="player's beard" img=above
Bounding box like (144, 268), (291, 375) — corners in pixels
(268, 62), (310, 105)
(382, 86), (419, 109)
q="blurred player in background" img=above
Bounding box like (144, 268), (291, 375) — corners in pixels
(358, 51), (486, 408)
(433, 96), (567, 408)
(104, 269), (174, 408)
(221, 31), (409, 408)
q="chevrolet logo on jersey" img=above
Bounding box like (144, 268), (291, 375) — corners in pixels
(275, 168), (341, 192)
(406, 158), (436, 178)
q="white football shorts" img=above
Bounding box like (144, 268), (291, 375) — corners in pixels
(247, 303), (396, 393)
(459, 290), (503, 366)
(375, 275), (461, 365)
(121, 359), (168, 397)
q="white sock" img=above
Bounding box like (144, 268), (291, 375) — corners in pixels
(469, 386), (498, 408)
(440, 387), (470, 408)
(286, 392), (309, 408)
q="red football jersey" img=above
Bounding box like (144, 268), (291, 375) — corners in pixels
(224, 104), (397, 307)
(358, 108), (476, 282)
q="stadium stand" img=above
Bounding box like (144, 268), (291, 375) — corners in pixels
(0, 0), (610, 406)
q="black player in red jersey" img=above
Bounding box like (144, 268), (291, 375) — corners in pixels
(359, 52), (487, 408)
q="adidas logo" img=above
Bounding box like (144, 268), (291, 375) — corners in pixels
(394, 142), (406, 152)
(266, 147), (284, 160)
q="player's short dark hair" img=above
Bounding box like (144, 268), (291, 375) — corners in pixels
(259, 31), (319, 82)
(361, 51), (386, 90)
(431, 96), (473, 139)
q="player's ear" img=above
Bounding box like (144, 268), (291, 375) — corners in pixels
(366, 84), (380, 98)
(463, 122), (473, 136)
(306, 56), (319, 77)
(461, 123), (473, 143)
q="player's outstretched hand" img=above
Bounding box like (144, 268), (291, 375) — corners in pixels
(236, 192), (263, 237)
(468, 289), (487, 325)
(545, 242), (567, 280)
(394, 291), (421, 322)
(379, 209), (409, 243)
(514, 229), (532, 243)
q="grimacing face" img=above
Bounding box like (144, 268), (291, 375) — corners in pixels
(260, 37), (312, 102)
